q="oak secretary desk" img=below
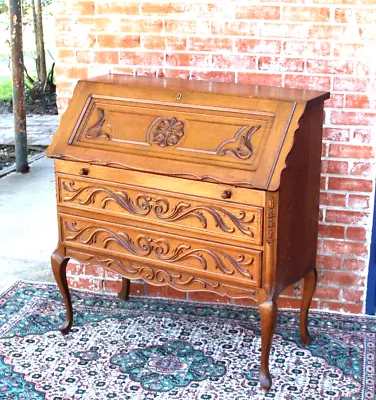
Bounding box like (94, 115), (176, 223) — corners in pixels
(46, 75), (330, 392)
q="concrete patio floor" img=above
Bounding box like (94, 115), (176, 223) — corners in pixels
(0, 156), (57, 292)
(0, 114), (58, 146)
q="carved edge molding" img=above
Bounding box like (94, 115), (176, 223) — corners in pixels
(64, 221), (256, 279)
(62, 181), (257, 237)
(266, 195), (275, 246)
(66, 249), (258, 301)
(266, 102), (298, 191)
(57, 155), (257, 189)
(85, 108), (113, 140)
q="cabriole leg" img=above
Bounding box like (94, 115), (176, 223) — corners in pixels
(51, 247), (72, 335)
(118, 277), (131, 301)
(259, 299), (278, 393)
(300, 267), (318, 345)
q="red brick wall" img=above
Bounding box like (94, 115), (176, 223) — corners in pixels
(55, 0), (376, 313)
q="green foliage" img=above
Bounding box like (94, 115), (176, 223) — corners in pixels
(0, 1), (53, 20)
(0, 1), (8, 14)
(0, 76), (12, 101)
(0, 75), (40, 102)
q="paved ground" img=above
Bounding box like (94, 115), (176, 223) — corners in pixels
(0, 114), (58, 292)
(0, 157), (57, 292)
(0, 113), (58, 145)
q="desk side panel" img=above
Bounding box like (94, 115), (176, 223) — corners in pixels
(275, 100), (325, 292)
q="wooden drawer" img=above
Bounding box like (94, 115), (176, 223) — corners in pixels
(59, 213), (262, 288)
(55, 159), (265, 208)
(57, 174), (264, 246)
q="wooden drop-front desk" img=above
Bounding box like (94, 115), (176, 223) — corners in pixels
(46, 75), (329, 392)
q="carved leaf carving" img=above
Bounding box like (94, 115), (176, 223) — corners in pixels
(62, 181), (256, 237)
(85, 108), (113, 140)
(64, 221), (255, 278)
(216, 125), (261, 160)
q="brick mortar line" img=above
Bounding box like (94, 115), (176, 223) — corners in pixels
(61, 13), (376, 20)
(62, 65), (374, 83)
(56, 33), (376, 46)
(319, 235), (371, 242)
(60, 58), (371, 81)
(321, 206), (372, 211)
(55, 66), (376, 86)
(319, 203), (372, 210)
(321, 156), (375, 161)
(76, 26), (376, 31)
(55, 64), (376, 82)
(54, 53), (376, 67)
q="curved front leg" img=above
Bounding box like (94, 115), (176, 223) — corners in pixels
(51, 247), (72, 335)
(300, 267), (317, 345)
(259, 299), (278, 393)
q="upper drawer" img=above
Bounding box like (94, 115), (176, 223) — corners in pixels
(46, 77), (310, 190)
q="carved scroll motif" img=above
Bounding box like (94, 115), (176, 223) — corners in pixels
(85, 108), (113, 140)
(62, 181), (256, 237)
(267, 196), (275, 246)
(66, 249), (258, 300)
(216, 125), (261, 160)
(64, 221), (255, 278)
(147, 117), (185, 147)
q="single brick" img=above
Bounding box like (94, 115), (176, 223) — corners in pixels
(328, 177), (373, 192)
(258, 57), (304, 72)
(283, 6), (330, 22)
(318, 224), (345, 239)
(285, 74), (331, 90)
(237, 73), (282, 86)
(346, 226), (367, 241)
(348, 194), (370, 210)
(319, 192), (347, 207)
(325, 210), (369, 224)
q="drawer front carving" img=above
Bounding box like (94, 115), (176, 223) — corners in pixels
(71, 99), (274, 172)
(60, 215), (262, 287)
(67, 249), (258, 300)
(58, 176), (263, 245)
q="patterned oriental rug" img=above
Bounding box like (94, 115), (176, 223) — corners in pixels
(0, 282), (375, 400)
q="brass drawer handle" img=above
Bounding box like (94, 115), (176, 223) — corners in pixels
(222, 190), (232, 199)
(79, 168), (89, 176)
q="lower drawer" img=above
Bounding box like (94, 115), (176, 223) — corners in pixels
(60, 213), (262, 288)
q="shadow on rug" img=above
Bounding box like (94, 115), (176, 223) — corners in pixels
(0, 281), (375, 399)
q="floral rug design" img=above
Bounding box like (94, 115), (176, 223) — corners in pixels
(0, 281), (375, 399)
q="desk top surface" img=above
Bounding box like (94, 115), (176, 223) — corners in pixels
(87, 75), (330, 104)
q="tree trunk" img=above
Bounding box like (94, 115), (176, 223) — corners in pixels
(10, 0), (29, 173)
(35, 0), (47, 87)
(31, 0), (40, 79)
